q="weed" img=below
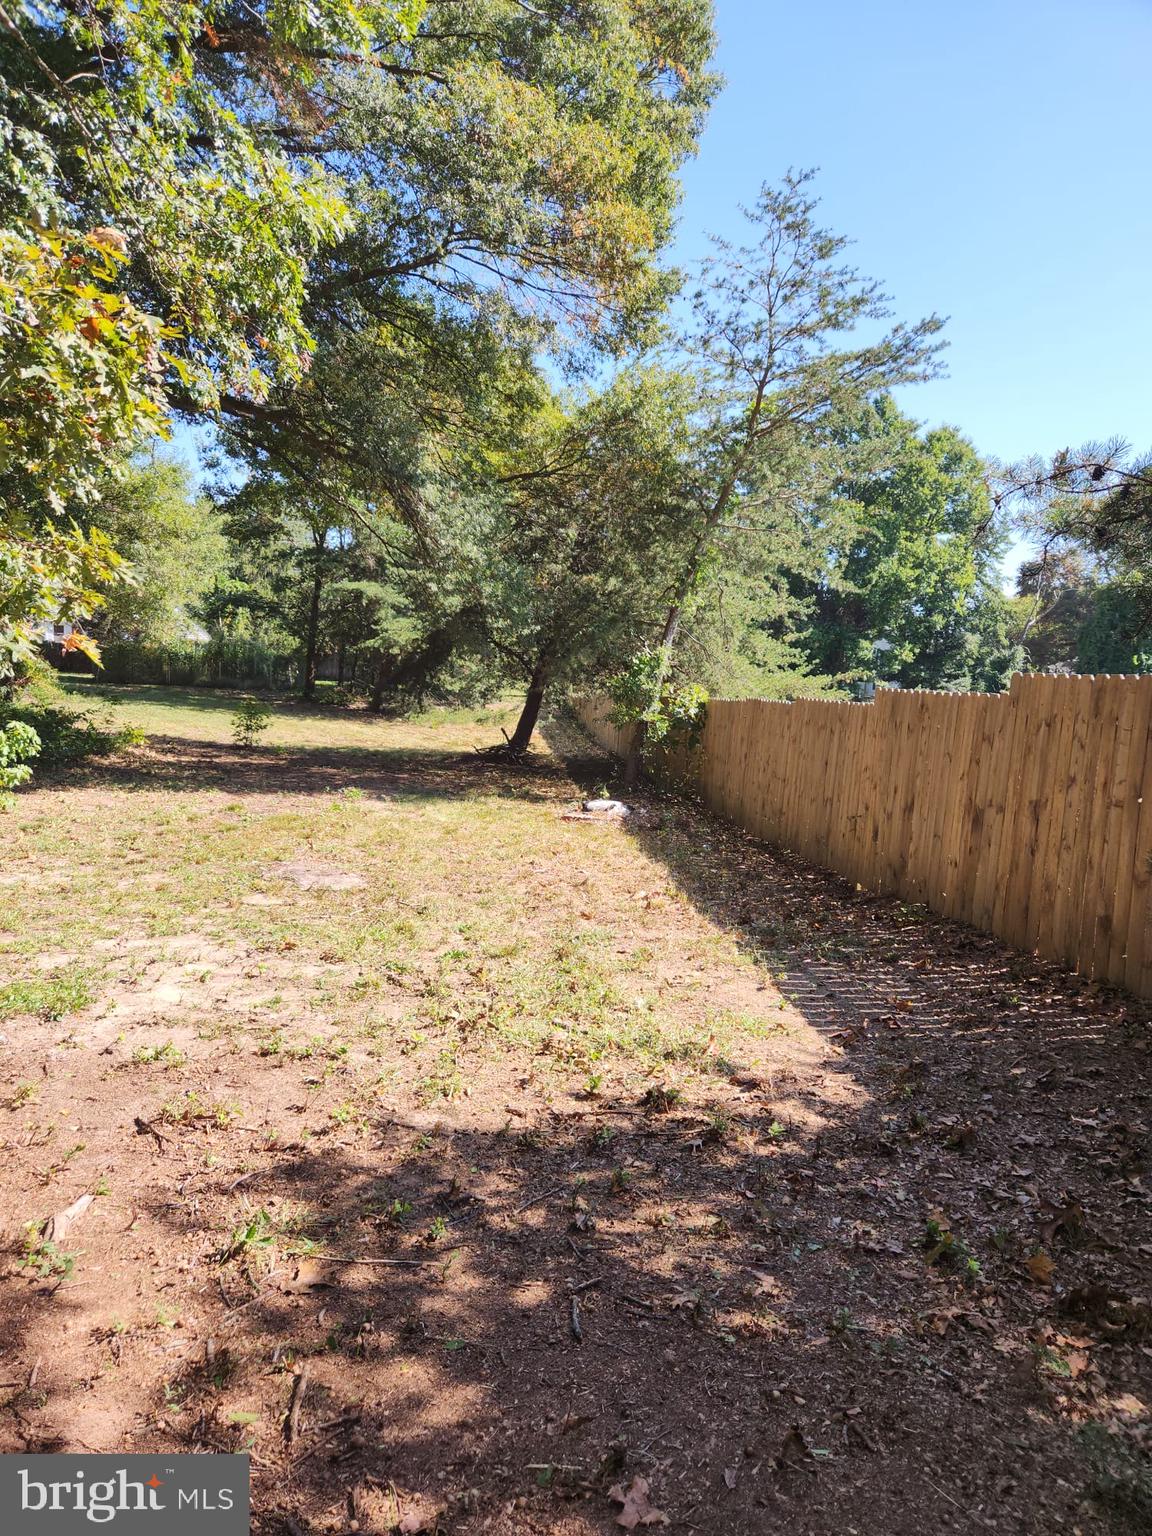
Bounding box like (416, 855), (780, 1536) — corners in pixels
(37, 1141), (85, 1184)
(18, 1227), (76, 1280)
(0, 970), (92, 1021)
(921, 1214), (983, 1283)
(132, 1041), (186, 1068)
(220, 1208), (276, 1263)
(416, 1048), (463, 1103)
(642, 1084), (681, 1113)
(702, 1108), (733, 1143)
(158, 1090), (239, 1128)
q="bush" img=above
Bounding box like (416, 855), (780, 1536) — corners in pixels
(93, 637), (297, 689)
(0, 720), (40, 810)
(607, 646), (708, 750)
(232, 696), (272, 747)
(1, 657), (136, 771)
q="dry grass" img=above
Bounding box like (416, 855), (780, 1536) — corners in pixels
(0, 684), (1149, 1536)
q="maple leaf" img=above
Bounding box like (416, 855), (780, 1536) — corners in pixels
(609, 1476), (669, 1529)
(59, 630), (102, 664)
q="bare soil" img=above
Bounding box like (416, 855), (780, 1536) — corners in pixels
(1, 704), (1150, 1535)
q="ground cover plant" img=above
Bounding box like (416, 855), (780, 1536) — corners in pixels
(0, 686), (1148, 1534)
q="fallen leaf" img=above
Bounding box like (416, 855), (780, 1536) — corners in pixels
(278, 1260), (338, 1294)
(1025, 1251), (1055, 1286)
(1065, 1350), (1090, 1379)
(747, 1270), (784, 1301)
(1040, 1200), (1085, 1247)
(609, 1475), (669, 1529)
(397, 1505), (442, 1535)
(667, 1288), (701, 1312)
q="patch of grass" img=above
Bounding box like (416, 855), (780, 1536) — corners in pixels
(0, 969), (92, 1021)
(131, 1041), (186, 1068)
(158, 1090), (240, 1128)
(220, 1202), (317, 1266)
(416, 1048), (463, 1103)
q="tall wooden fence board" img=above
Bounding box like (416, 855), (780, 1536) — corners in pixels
(575, 676), (1152, 998)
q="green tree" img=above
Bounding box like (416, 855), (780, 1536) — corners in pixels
(1075, 577), (1152, 673)
(474, 368), (702, 753)
(85, 454), (226, 644)
(3, 0), (718, 665)
(795, 401), (1021, 692)
(1008, 549), (1097, 672)
(620, 170), (945, 782)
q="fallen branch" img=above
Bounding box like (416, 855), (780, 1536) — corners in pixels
(513, 1183), (565, 1216)
(284, 1363), (310, 1445)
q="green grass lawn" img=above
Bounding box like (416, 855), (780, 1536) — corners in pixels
(59, 676), (522, 751)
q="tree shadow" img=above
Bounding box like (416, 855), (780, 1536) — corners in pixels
(2, 718), (1150, 1535)
(34, 735), (568, 804)
(8, 1078), (1126, 1536)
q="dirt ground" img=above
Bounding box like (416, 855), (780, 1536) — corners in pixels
(1, 690), (1150, 1534)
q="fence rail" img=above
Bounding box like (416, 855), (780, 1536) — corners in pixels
(577, 674), (1152, 998)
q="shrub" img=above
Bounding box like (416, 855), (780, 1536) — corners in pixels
(232, 697), (272, 747)
(0, 719), (40, 809)
(607, 646), (708, 750)
(2, 657), (134, 770)
(93, 637), (296, 689)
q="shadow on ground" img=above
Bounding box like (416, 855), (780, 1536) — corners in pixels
(39, 735), (567, 803)
(1, 716), (1150, 1536)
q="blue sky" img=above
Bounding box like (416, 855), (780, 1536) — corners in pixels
(673, 0), (1152, 483)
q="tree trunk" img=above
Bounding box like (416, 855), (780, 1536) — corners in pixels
(369, 654), (390, 713)
(621, 582), (691, 789)
(302, 563), (323, 700)
(621, 434), (755, 789)
(336, 645), (345, 685)
(507, 657), (550, 754)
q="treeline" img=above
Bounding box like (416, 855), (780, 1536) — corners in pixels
(3, 0), (1150, 779)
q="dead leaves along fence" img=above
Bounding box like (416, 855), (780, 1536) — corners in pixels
(577, 674), (1152, 998)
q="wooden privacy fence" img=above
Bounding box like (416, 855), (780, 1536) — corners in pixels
(577, 674), (1152, 999)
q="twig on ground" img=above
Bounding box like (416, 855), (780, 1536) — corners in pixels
(312, 1254), (441, 1267)
(284, 1363), (310, 1446)
(513, 1183), (565, 1216)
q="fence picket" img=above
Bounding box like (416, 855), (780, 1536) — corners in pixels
(577, 674), (1152, 998)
